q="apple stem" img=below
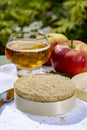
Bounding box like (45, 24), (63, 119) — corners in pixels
(70, 40), (75, 49)
(38, 31), (49, 43)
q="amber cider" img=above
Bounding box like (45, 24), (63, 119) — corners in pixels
(5, 40), (51, 70)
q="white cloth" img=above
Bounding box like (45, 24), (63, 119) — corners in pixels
(0, 64), (87, 130)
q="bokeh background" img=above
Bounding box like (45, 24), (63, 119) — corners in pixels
(0, 0), (87, 55)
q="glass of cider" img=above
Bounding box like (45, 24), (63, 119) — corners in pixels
(5, 32), (51, 76)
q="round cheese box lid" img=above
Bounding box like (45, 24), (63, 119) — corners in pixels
(71, 72), (87, 101)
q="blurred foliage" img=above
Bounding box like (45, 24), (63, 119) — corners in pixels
(0, 0), (87, 54)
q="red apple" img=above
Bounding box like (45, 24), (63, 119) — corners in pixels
(44, 33), (68, 66)
(51, 40), (87, 76)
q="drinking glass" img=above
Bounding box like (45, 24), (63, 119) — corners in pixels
(5, 32), (51, 76)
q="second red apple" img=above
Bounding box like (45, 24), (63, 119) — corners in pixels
(51, 40), (87, 76)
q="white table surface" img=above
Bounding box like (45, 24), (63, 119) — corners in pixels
(0, 62), (87, 130)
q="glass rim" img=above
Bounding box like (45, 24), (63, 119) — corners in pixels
(6, 39), (50, 52)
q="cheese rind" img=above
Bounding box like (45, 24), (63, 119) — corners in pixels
(14, 74), (75, 102)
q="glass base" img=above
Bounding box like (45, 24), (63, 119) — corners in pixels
(17, 67), (44, 77)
